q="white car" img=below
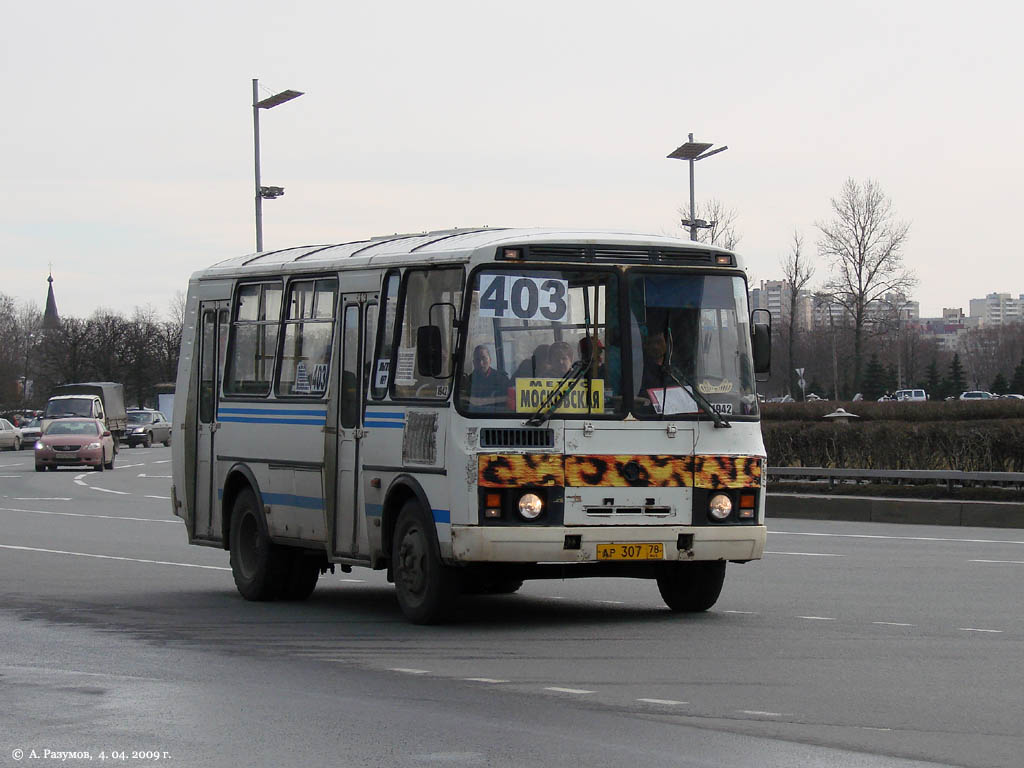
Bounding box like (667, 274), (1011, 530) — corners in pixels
(959, 391), (994, 400)
(0, 418), (24, 451)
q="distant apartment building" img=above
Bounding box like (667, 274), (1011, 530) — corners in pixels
(749, 280), (813, 330)
(968, 292), (1024, 327)
(921, 307), (966, 351)
(809, 291), (918, 331)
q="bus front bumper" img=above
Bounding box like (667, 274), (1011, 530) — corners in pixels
(449, 524), (766, 564)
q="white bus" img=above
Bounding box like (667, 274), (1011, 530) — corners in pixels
(171, 227), (772, 623)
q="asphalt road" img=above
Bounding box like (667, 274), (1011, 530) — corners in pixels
(1, 445), (1022, 767)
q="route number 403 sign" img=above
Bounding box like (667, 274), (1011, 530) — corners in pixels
(478, 274), (569, 322)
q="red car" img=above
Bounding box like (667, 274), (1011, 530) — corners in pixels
(35, 418), (116, 472)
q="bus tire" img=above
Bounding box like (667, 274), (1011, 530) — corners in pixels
(656, 561), (726, 612)
(229, 488), (287, 601)
(392, 500), (458, 624)
(280, 552), (320, 601)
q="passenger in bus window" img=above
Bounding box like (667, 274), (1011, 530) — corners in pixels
(578, 337), (605, 378)
(547, 341), (574, 377)
(469, 345), (510, 406)
(639, 332), (668, 393)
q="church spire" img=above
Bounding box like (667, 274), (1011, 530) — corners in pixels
(42, 271), (60, 330)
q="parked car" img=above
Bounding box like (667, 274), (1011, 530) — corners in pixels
(959, 391), (995, 400)
(1000, 393), (1024, 400)
(35, 418), (115, 471)
(0, 418), (23, 451)
(124, 409), (172, 447)
(894, 389), (927, 402)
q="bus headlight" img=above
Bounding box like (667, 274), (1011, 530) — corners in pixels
(518, 493), (544, 520)
(708, 493), (733, 521)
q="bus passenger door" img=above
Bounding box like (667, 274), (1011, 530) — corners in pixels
(334, 297), (371, 558)
(194, 303), (227, 540)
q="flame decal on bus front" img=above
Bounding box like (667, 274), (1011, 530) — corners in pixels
(478, 455), (761, 489)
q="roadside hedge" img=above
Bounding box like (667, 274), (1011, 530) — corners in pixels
(762, 419), (1024, 472)
(761, 400), (1024, 422)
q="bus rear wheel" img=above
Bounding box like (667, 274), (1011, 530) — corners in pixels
(656, 561), (726, 612)
(392, 500), (458, 624)
(230, 488), (287, 601)
(280, 552), (321, 601)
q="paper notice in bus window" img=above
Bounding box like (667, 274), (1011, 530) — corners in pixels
(293, 361), (311, 393)
(514, 378), (604, 414)
(374, 359), (390, 389)
(646, 386), (698, 415)
(394, 349), (416, 386)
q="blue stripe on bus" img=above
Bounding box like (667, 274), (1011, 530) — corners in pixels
(363, 410), (405, 418)
(364, 421), (404, 428)
(432, 509), (450, 524)
(365, 503), (384, 518)
(261, 492), (325, 510)
(218, 416), (326, 425)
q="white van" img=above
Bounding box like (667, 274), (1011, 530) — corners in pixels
(894, 389), (927, 402)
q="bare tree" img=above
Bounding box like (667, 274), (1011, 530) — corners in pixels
(677, 199), (741, 250)
(816, 178), (914, 391)
(780, 231), (815, 397)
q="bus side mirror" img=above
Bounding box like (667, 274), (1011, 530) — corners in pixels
(416, 325), (443, 377)
(752, 322), (771, 374)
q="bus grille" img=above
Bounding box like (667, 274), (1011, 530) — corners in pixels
(479, 428), (554, 449)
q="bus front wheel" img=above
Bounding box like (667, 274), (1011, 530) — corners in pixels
(392, 501), (458, 624)
(656, 561), (726, 612)
(230, 488), (287, 601)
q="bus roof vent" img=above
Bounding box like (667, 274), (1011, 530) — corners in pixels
(653, 248), (715, 264)
(479, 427), (555, 449)
(526, 245), (588, 261)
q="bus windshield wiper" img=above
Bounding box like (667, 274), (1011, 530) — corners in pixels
(526, 355), (592, 427)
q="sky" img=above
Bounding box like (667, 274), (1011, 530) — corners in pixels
(3, 0), (1022, 320)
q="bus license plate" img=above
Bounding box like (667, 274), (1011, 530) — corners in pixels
(596, 543), (664, 561)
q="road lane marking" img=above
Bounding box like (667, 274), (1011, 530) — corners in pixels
(959, 627), (1003, 633)
(89, 486), (130, 495)
(797, 616), (836, 621)
(465, 678), (509, 684)
(137, 474), (172, 478)
(390, 668), (430, 675)
(13, 497), (71, 501)
(0, 506), (179, 523)
(339, 578), (366, 582)
(597, 599), (624, 604)
(637, 698), (687, 706)
(873, 622), (915, 627)
(772, 531), (1024, 546)
(739, 710), (787, 717)
(970, 559), (1024, 565)
(0, 475), (19, 478)
(0, 544), (228, 570)
(766, 551), (843, 557)
(723, 610), (758, 615)
(153, 460), (171, 464)
(544, 687), (594, 695)
(144, 495), (171, 500)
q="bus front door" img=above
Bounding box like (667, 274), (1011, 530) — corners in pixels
(334, 297), (373, 559)
(194, 302), (227, 541)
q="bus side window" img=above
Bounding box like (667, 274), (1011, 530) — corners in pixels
(392, 267), (463, 401)
(224, 281), (283, 396)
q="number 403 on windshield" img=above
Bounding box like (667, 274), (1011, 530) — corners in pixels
(478, 274), (568, 322)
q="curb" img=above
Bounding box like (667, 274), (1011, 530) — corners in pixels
(767, 493), (1024, 529)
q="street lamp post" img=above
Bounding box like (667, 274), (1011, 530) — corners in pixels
(252, 78), (303, 252)
(666, 133), (728, 241)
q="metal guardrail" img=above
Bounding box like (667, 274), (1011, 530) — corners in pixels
(767, 467), (1024, 490)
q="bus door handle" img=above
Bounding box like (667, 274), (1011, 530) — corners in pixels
(353, 428), (367, 439)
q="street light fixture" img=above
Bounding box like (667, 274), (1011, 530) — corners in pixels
(252, 79), (303, 252)
(666, 133), (728, 241)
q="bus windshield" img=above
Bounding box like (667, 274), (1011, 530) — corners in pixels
(457, 268), (624, 417)
(629, 272), (757, 418)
